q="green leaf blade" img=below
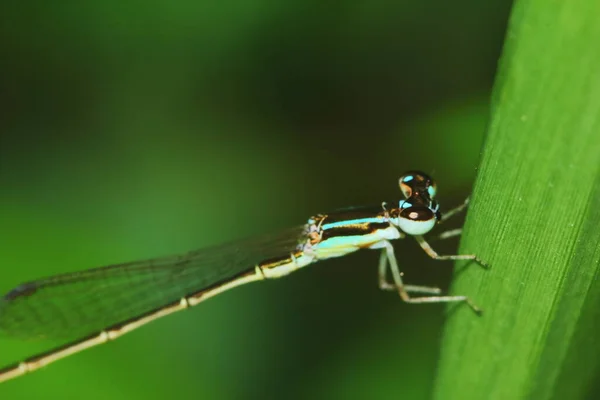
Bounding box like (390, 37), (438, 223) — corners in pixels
(433, 0), (600, 399)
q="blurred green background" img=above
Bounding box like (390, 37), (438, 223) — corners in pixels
(0, 1), (512, 399)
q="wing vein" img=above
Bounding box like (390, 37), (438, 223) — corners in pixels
(0, 226), (308, 340)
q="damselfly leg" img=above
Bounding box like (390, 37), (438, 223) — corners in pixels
(377, 241), (482, 314)
(429, 228), (463, 242)
(378, 251), (442, 294)
(439, 197), (470, 224)
(430, 197), (469, 241)
(414, 235), (490, 269)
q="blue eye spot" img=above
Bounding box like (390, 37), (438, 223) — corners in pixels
(400, 200), (412, 209)
(403, 175), (414, 182)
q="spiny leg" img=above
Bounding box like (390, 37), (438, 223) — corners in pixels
(379, 241), (482, 314)
(439, 197), (470, 224)
(414, 235), (490, 269)
(377, 249), (441, 294)
(429, 228), (462, 243)
(429, 196), (469, 241)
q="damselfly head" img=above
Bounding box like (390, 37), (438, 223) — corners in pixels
(398, 171), (437, 199)
(393, 197), (440, 235)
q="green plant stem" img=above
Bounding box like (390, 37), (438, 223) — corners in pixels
(432, 1), (600, 399)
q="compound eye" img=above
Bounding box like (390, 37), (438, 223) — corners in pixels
(399, 174), (415, 198)
(397, 206), (436, 235)
(399, 171), (437, 199)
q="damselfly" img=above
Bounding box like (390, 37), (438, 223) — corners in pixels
(0, 171), (488, 383)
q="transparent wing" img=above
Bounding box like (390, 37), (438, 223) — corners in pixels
(0, 226), (308, 340)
